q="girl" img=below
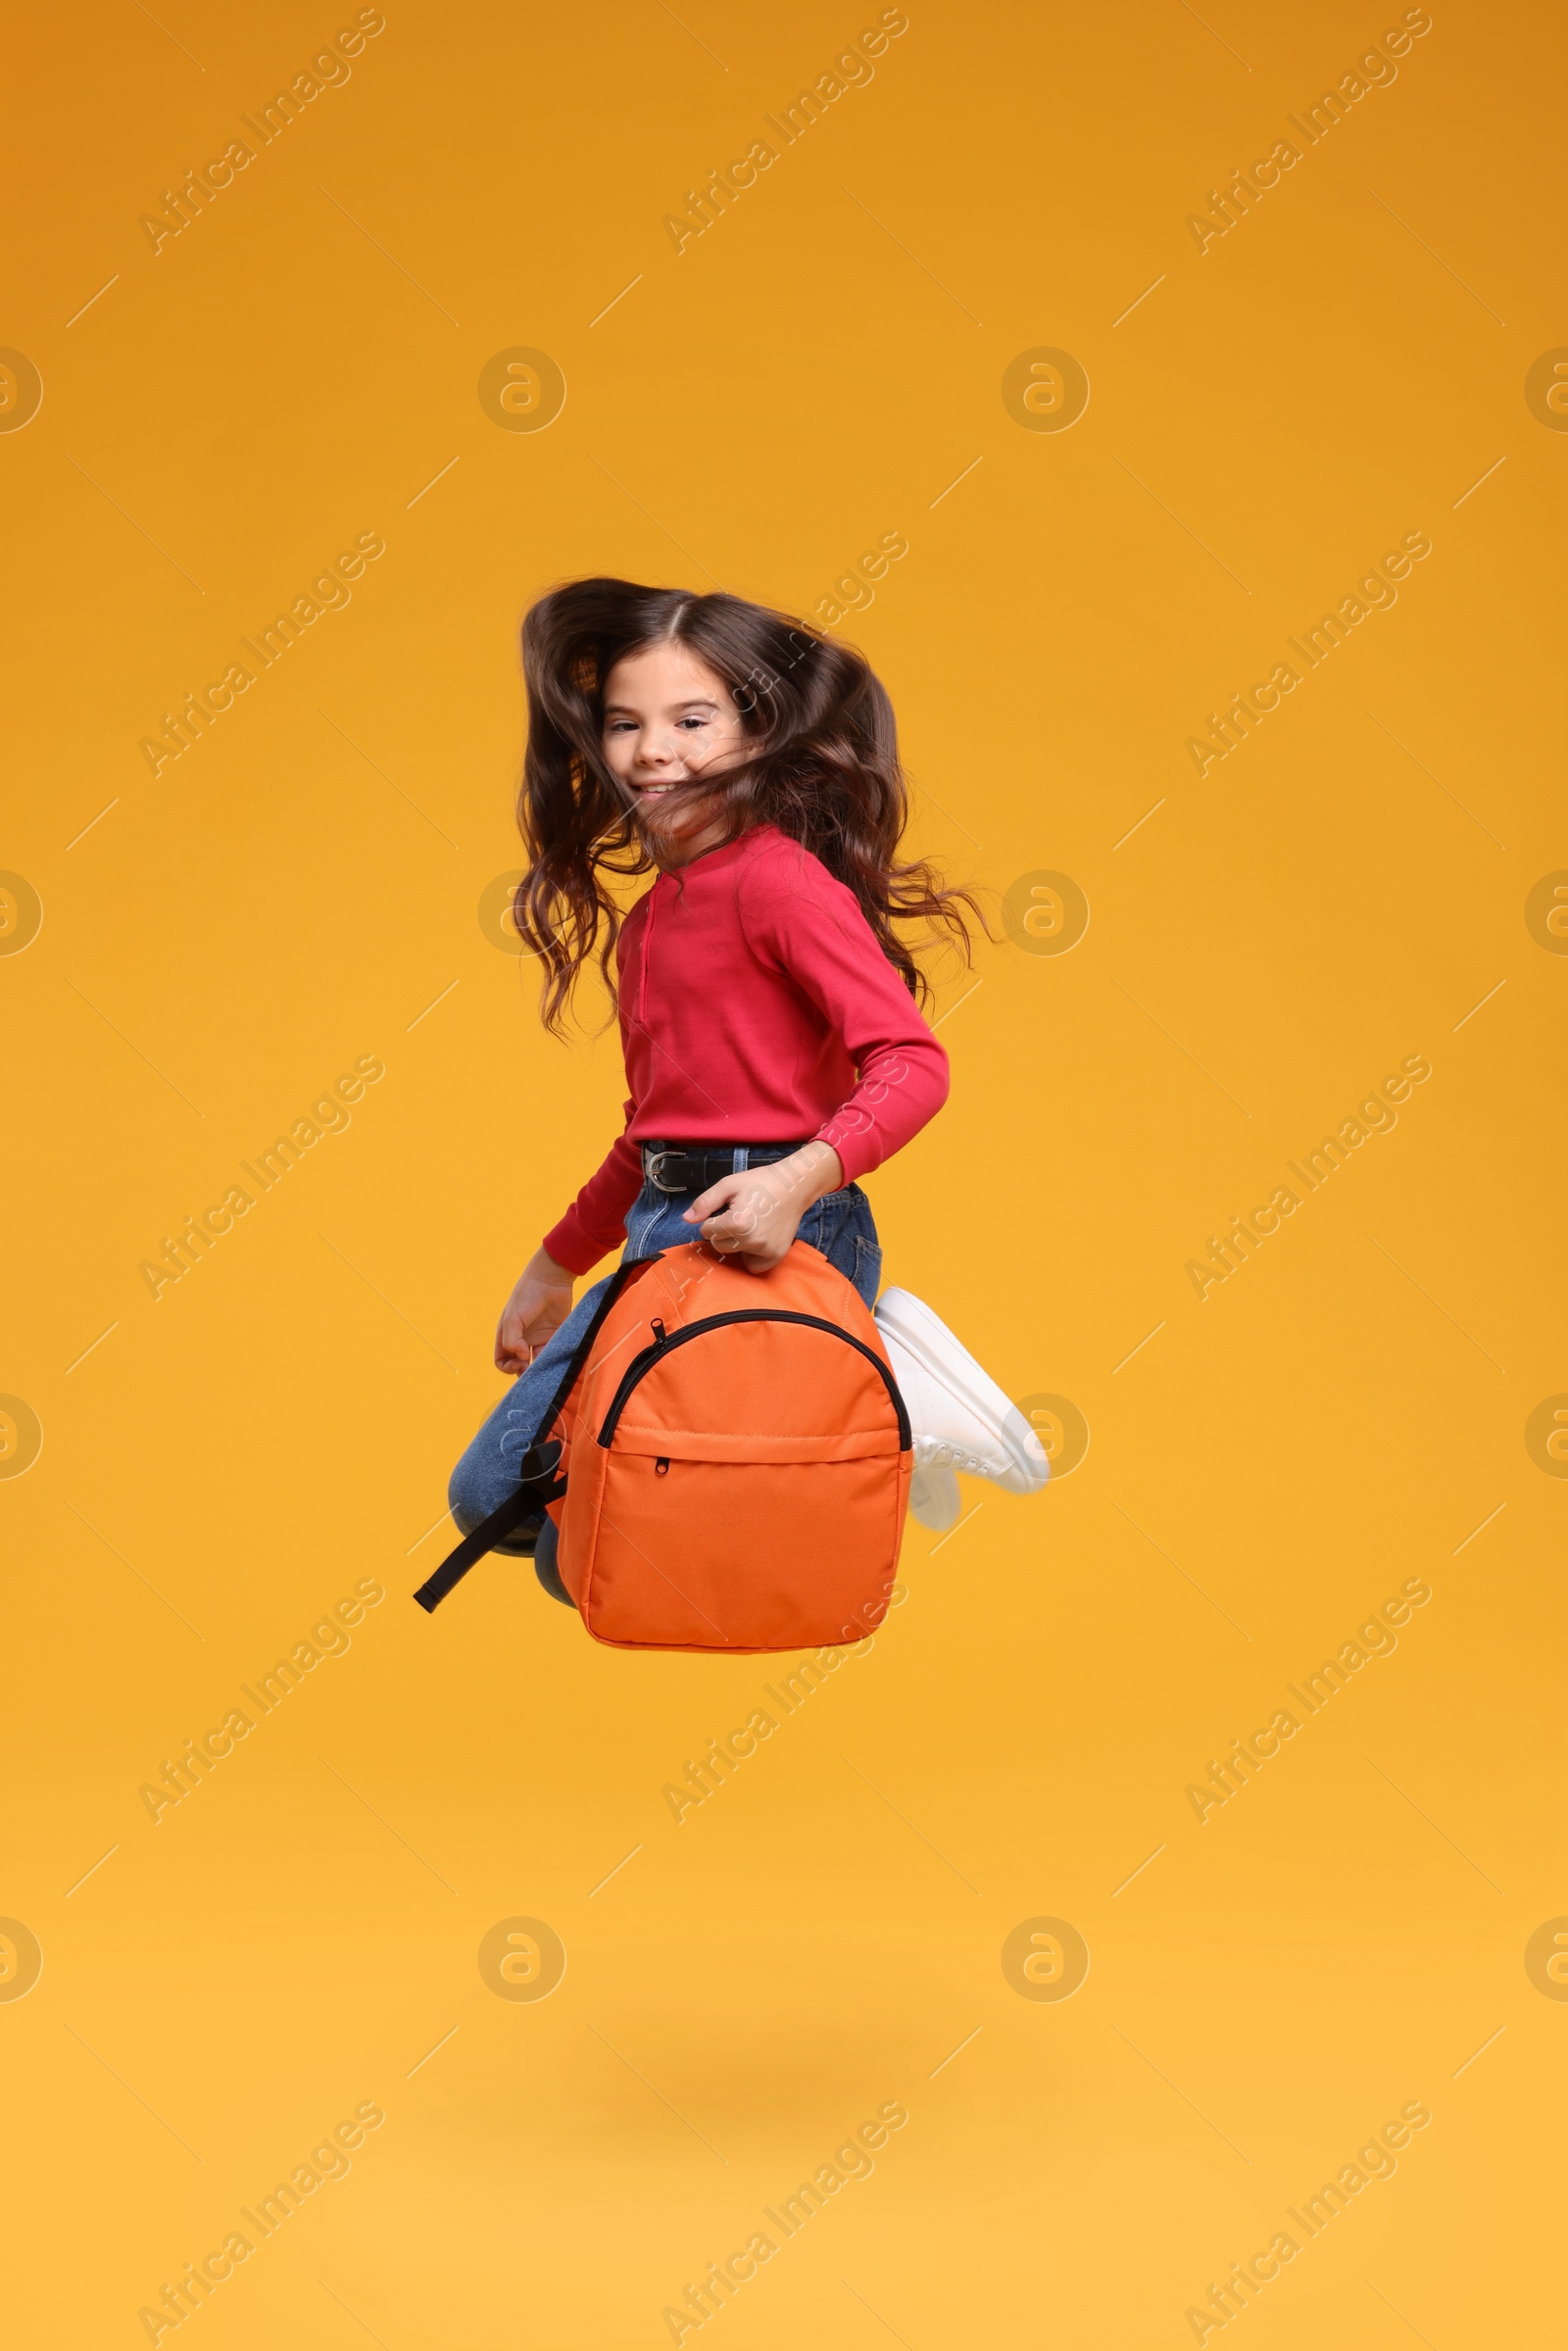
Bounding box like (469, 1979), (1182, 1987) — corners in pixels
(449, 579), (1047, 1600)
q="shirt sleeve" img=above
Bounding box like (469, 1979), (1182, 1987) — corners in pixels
(743, 843), (951, 1186)
(541, 1106), (643, 1275)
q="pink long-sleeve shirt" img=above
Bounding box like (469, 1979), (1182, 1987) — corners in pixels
(542, 824), (950, 1274)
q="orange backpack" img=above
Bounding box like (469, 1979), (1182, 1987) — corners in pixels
(416, 1241), (912, 1652)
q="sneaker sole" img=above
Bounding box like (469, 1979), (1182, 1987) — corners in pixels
(876, 1289), (1048, 1494)
(909, 1461), (961, 1532)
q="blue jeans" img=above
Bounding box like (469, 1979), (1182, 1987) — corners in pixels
(447, 1159), (883, 1566)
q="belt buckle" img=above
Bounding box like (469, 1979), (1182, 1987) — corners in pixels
(646, 1149), (683, 1193)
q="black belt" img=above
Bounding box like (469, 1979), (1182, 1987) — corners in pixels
(642, 1142), (811, 1194)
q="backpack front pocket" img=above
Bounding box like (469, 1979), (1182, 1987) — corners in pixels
(577, 1313), (908, 1650)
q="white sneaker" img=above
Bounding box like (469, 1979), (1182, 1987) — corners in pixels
(876, 1289), (1049, 1496)
(908, 1455), (961, 1532)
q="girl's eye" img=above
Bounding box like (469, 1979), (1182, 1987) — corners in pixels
(677, 714), (708, 729)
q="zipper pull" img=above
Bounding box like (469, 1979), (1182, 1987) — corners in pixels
(651, 1318), (666, 1344)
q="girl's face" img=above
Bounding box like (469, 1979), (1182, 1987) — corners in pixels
(601, 640), (748, 867)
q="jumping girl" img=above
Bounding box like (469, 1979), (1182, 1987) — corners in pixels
(448, 578), (1047, 1600)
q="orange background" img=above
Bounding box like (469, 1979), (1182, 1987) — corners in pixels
(4, 0), (1566, 2342)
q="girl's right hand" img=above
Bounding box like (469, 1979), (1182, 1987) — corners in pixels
(495, 1247), (575, 1375)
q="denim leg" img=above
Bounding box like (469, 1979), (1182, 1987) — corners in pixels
(795, 1184), (882, 1311)
(446, 1173), (883, 1557)
(445, 1187), (704, 1552)
(447, 1272), (616, 1552)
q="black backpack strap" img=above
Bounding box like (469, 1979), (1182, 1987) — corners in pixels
(414, 1450), (566, 1612)
(531, 1251), (659, 1433)
(414, 1254), (661, 1615)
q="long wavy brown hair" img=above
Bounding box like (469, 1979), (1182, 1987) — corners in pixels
(512, 577), (982, 1032)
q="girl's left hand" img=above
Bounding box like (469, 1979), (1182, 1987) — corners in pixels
(686, 1142), (845, 1273)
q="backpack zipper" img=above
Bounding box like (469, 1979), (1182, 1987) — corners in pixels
(595, 1310), (911, 1450)
(534, 1251), (658, 1440)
